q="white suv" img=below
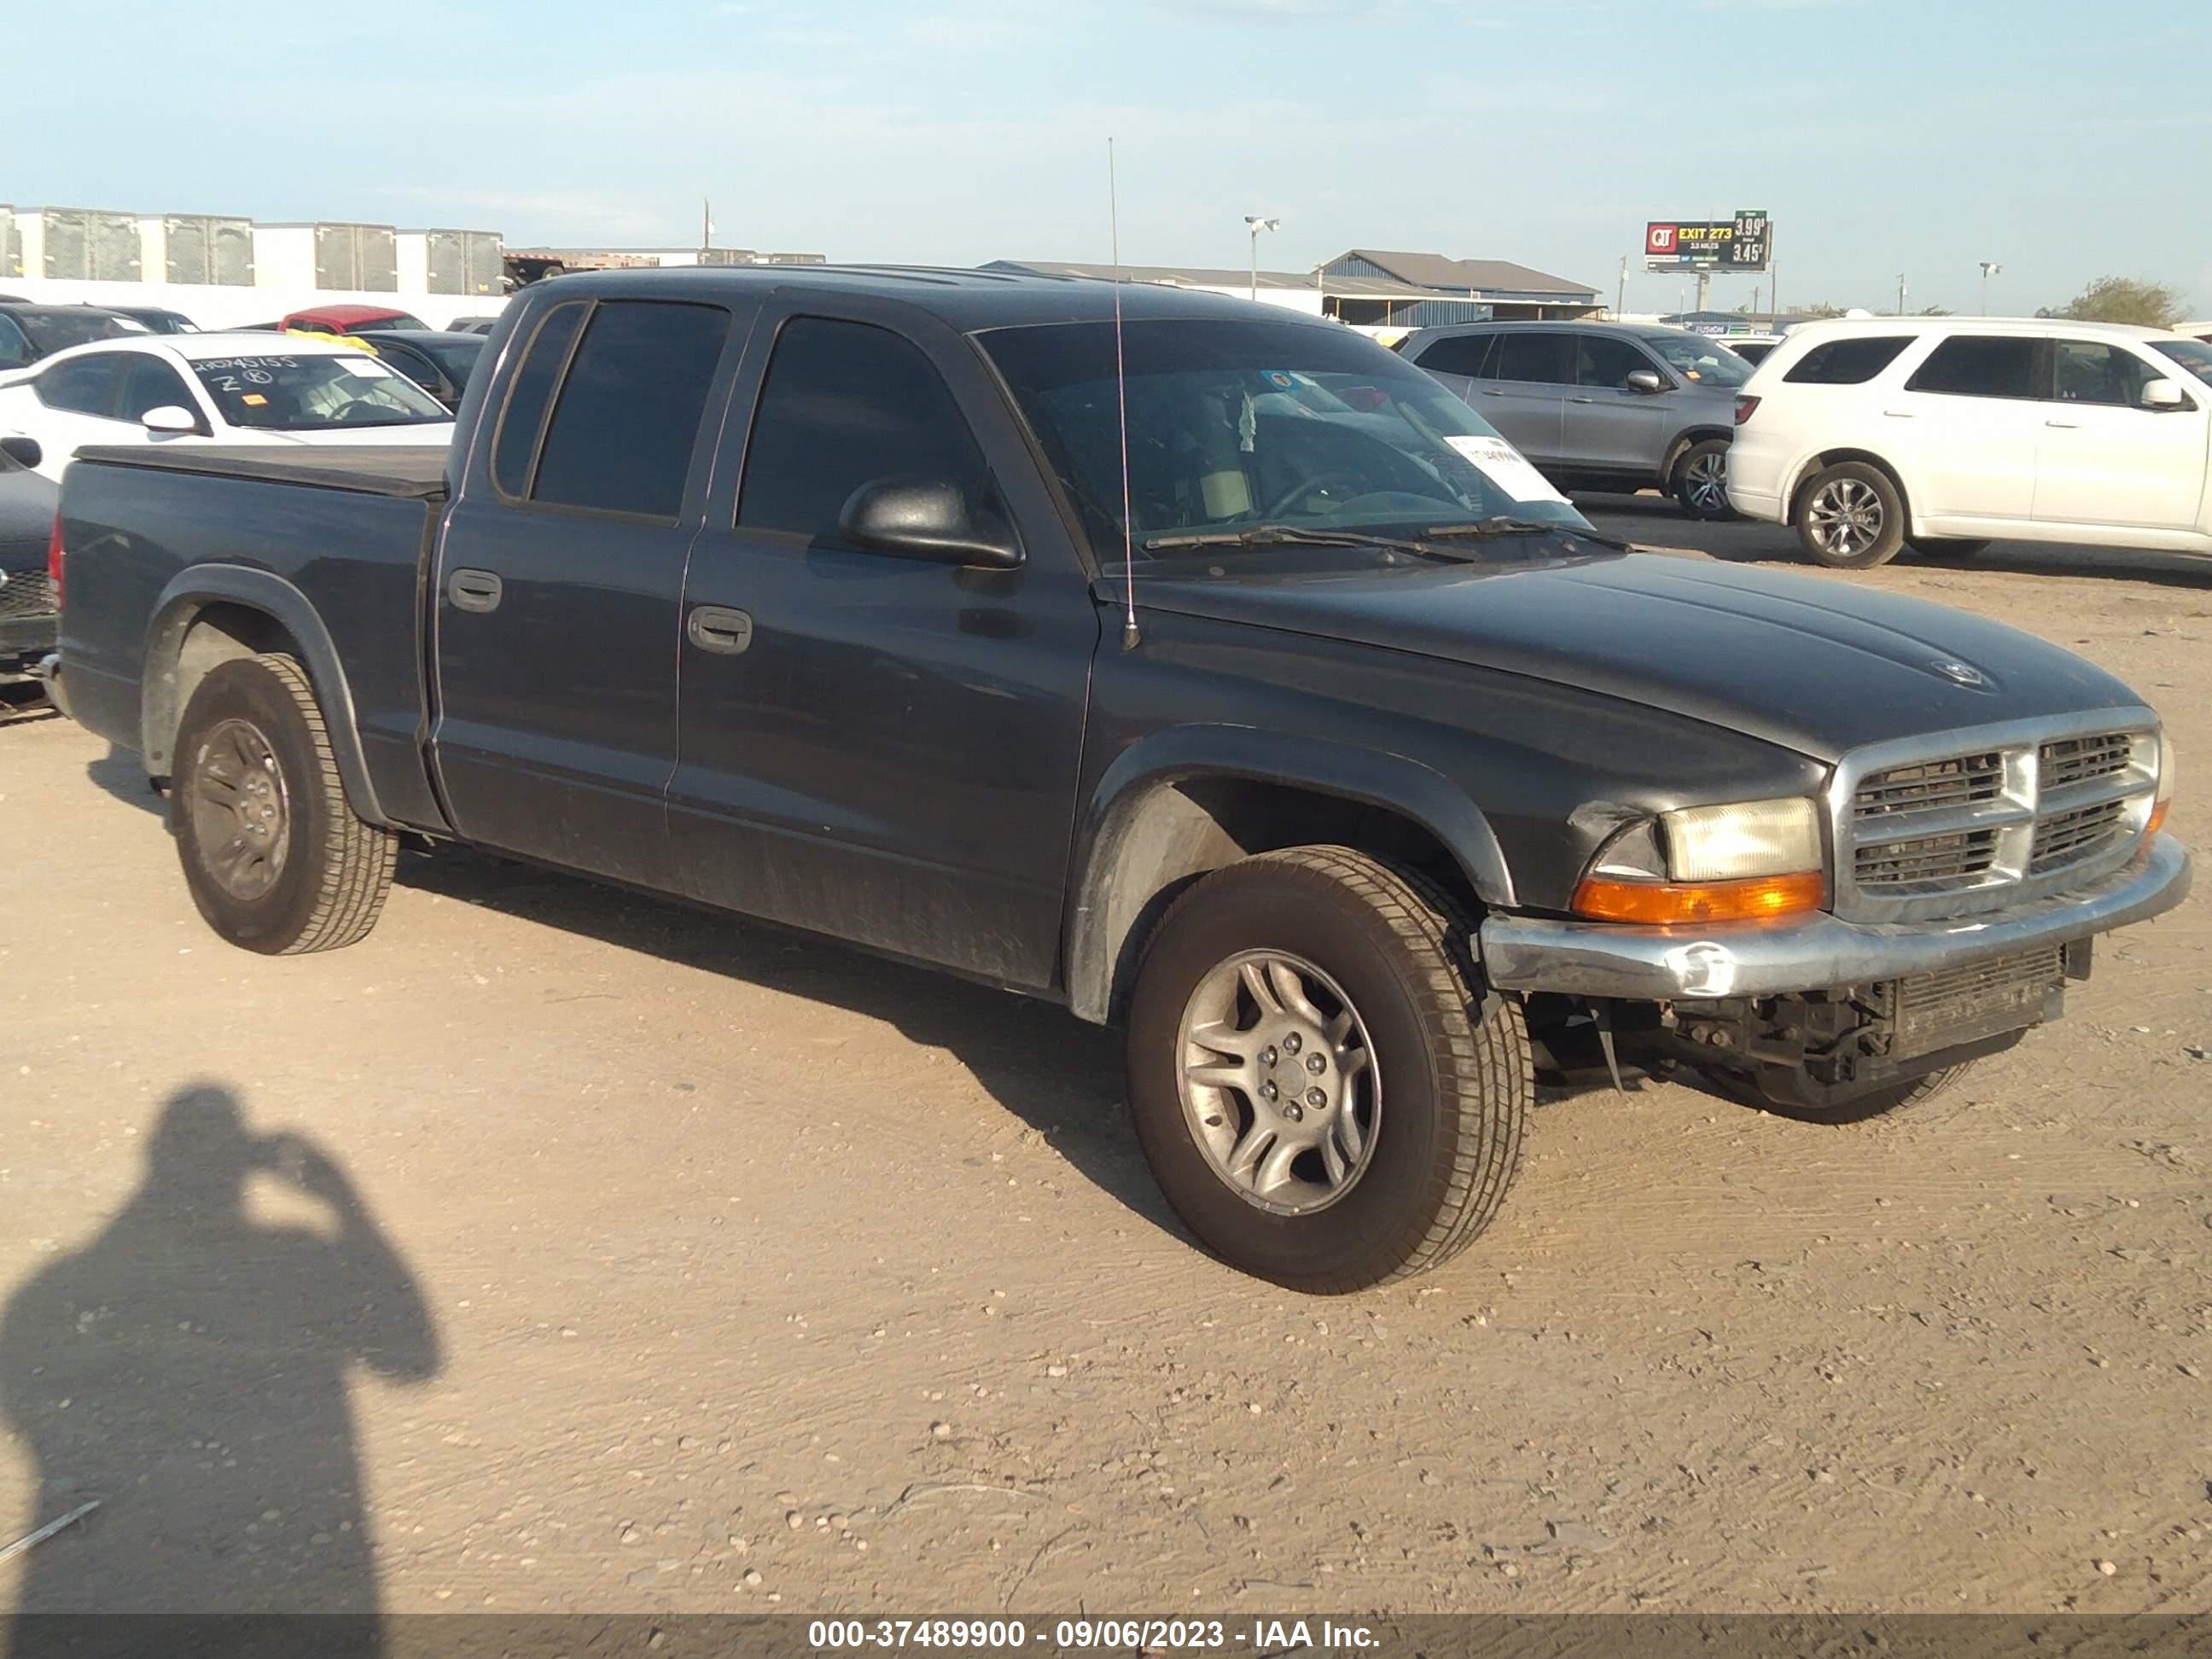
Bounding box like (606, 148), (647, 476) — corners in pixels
(1727, 318), (2212, 568)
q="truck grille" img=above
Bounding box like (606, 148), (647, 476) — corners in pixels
(1892, 946), (2065, 1061)
(1831, 713), (2160, 923)
(0, 570), (55, 620)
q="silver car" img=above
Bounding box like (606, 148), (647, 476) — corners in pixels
(1397, 320), (1751, 518)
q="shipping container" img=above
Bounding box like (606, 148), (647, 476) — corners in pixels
(312, 222), (399, 292)
(426, 230), (505, 295)
(37, 207), (142, 282)
(163, 214), (255, 286)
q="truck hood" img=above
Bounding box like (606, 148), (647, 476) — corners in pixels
(1121, 551), (2142, 763)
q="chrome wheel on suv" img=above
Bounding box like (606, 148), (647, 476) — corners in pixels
(1674, 439), (1733, 520)
(1796, 460), (1907, 569)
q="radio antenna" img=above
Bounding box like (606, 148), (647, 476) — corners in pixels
(1109, 137), (1139, 651)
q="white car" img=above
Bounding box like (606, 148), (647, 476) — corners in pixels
(1727, 317), (2212, 568)
(0, 331), (456, 484)
(1720, 333), (1787, 367)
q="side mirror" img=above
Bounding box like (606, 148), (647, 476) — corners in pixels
(2140, 377), (2189, 410)
(1625, 369), (1665, 394)
(143, 405), (200, 436)
(838, 479), (1022, 570)
(0, 434), (39, 469)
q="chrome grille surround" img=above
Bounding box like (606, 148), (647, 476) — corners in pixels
(1826, 707), (2161, 924)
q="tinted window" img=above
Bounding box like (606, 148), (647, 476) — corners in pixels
(491, 301), (588, 497)
(0, 315), (32, 370)
(531, 300), (729, 519)
(114, 354), (199, 423)
(1784, 336), (1911, 385)
(411, 335), (483, 383)
(1641, 333), (1753, 387)
(1575, 335), (1654, 389)
(1729, 341), (1776, 366)
(738, 317), (989, 542)
(1492, 332), (1573, 384)
(1415, 334), (1494, 379)
(1906, 336), (2042, 399)
(2052, 341), (2165, 409)
(370, 340), (440, 391)
(37, 354), (123, 416)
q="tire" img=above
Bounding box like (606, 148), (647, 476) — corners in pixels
(1704, 1062), (1973, 1126)
(1124, 847), (1531, 1293)
(1796, 461), (1906, 568)
(1908, 537), (1991, 562)
(172, 652), (396, 955)
(1671, 438), (1734, 520)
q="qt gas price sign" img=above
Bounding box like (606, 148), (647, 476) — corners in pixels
(1645, 211), (1769, 271)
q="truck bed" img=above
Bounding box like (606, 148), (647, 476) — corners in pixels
(73, 444), (450, 499)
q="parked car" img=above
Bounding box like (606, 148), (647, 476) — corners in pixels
(1728, 317), (2212, 568)
(445, 317), (503, 336)
(1398, 320), (1749, 518)
(1721, 334), (1786, 367)
(353, 329), (485, 410)
(0, 434), (59, 689)
(280, 304), (429, 335)
(2173, 321), (2212, 343)
(0, 331), (455, 483)
(46, 269), (2189, 1291)
(105, 306), (199, 335)
(0, 304), (152, 372)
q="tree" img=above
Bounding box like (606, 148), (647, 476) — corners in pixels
(1796, 302), (1847, 319)
(2039, 276), (2186, 329)
(1918, 305), (1954, 317)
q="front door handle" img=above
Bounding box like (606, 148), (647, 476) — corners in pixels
(687, 605), (754, 655)
(2045, 419), (2081, 429)
(447, 568), (503, 613)
(1569, 396), (1599, 405)
(1881, 410), (1914, 420)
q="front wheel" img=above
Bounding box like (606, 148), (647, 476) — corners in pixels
(1796, 462), (1906, 568)
(1672, 438), (1734, 520)
(1125, 847), (1531, 1293)
(172, 652), (397, 955)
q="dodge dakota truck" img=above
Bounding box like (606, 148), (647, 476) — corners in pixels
(45, 267), (2191, 1292)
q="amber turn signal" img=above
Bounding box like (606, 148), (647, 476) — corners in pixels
(2146, 800), (2169, 837)
(1571, 870), (1828, 925)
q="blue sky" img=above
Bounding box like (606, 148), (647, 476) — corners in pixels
(9, 0), (2209, 316)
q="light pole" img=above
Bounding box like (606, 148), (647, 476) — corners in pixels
(1979, 260), (2003, 315)
(1617, 253), (1628, 317)
(1897, 272), (1908, 316)
(1243, 216), (1280, 304)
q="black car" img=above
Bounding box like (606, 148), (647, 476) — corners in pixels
(444, 316), (502, 336)
(106, 306), (198, 335)
(352, 329), (485, 410)
(0, 305), (150, 372)
(0, 434), (58, 689)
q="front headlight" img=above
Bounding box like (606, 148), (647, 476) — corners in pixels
(1662, 797), (1825, 882)
(1574, 796), (1827, 926)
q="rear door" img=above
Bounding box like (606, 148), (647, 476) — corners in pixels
(1481, 331), (1571, 469)
(2033, 338), (2210, 530)
(667, 301), (1096, 990)
(429, 294), (751, 889)
(1564, 334), (1668, 477)
(1888, 335), (2044, 521)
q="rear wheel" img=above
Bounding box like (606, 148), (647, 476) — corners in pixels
(172, 653), (396, 955)
(1672, 438), (1733, 520)
(1125, 847), (1531, 1293)
(1796, 462), (1906, 569)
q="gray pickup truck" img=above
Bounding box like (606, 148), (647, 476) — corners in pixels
(45, 267), (2190, 1292)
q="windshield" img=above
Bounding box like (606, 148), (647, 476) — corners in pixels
(2151, 338), (2212, 385)
(191, 352), (450, 431)
(981, 317), (1592, 563)
(1643, 333), (1754, 387)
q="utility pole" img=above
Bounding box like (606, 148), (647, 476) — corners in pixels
(701, 197), (712, 260)
(1897, 273), (1908, 315)
(1979, 260), (2003, 315)
(1243, 216), (1280, 304)
(1617, 253), (1627, 317)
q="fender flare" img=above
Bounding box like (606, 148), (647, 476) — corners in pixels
(142, 563), (388, 826)
(1062, 725), (1515, 1023)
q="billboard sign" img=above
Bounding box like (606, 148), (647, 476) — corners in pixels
(1646, 211), (1769, 272)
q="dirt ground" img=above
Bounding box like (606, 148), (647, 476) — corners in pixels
(2, 504), (2208, 1620)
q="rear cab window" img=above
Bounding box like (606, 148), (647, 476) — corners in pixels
(1784, 337), (1912, 385)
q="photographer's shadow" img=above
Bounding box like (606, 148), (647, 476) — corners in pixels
(2, 1085), (439, 1639)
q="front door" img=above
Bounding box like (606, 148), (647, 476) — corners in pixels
(1889, 335), (2045, 521)
(430, 294), (748, 890)
(669, 304), (1096, 990)
(1563, 334), (1669, 478)
(2033, 338), (2211, 531)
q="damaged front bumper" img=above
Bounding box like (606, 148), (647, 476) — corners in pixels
(1476, 834), (2192, 1002)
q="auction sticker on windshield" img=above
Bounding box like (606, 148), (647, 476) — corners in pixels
(341, 358), (393, 377)
(1445, 435), (1569, 505)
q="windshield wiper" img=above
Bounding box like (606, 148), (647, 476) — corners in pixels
(1140, 524), (1481, 562)
(1421, 516), (1635, 552)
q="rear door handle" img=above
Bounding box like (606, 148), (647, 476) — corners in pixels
(2045, 419), (2081, 429)
(1881, 410), (1914, 419)
(1569, 396), (1599, 405)
(687, 605), (754, 655)
(446, 568), (503, 613)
